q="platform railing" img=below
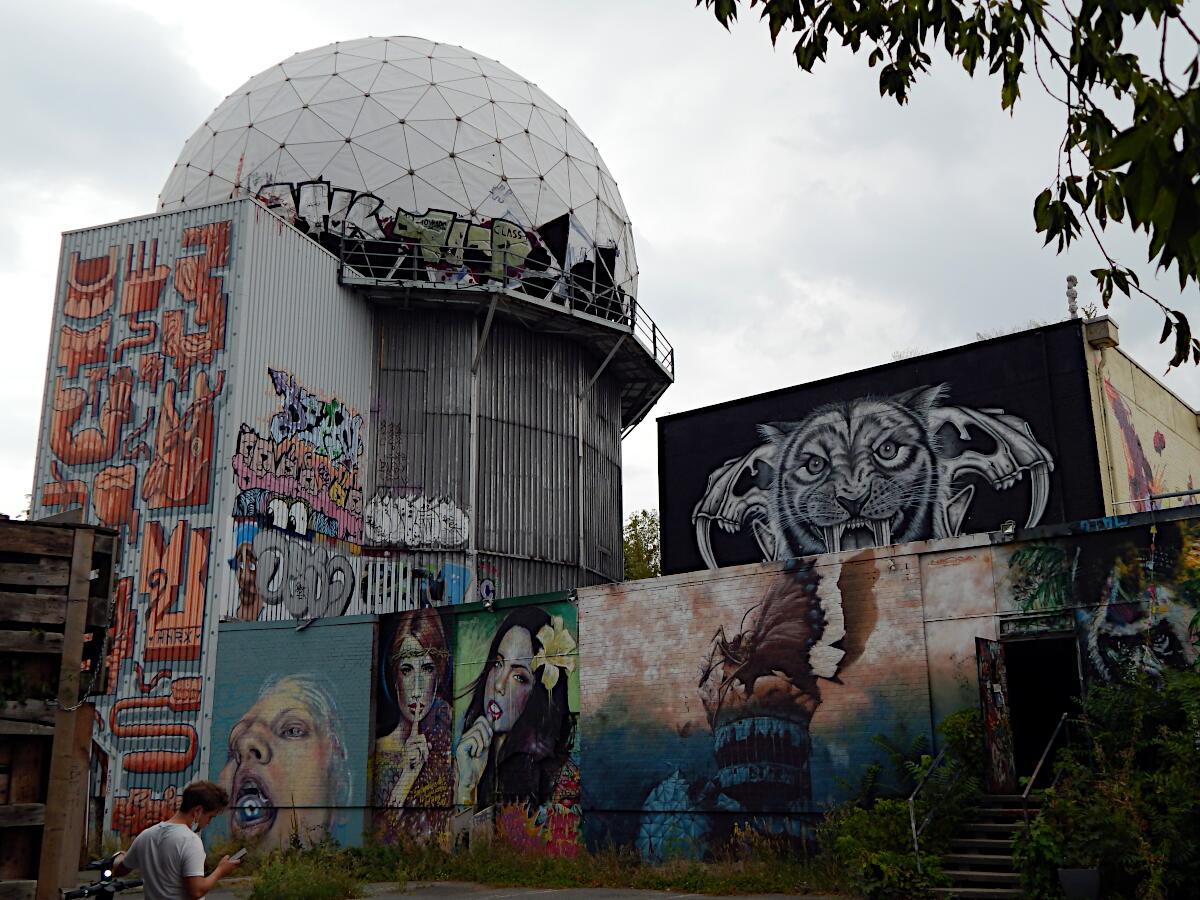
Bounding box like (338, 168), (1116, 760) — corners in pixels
(330, 227), (674, 378)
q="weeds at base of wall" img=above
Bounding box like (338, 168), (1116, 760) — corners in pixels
(235, 837), (846, 897)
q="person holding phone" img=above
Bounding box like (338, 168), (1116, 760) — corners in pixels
(114, 781), (242, 899)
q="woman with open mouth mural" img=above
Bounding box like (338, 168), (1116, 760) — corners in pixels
(217, 673), (349, 848)
(454, 605), (579, 851)
(374, 610), (454, 842)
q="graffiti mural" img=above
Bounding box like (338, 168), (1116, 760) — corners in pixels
(691, 385), (1055, 568)
(228, 519), (358, 621)
(453, 603), (581, 856)
(998, 520), (1200, 683)
(253, 178), (622, 313)
(209, 619), (373, 849)
(32, 214), (234, 838)
(580, 552), (930, 858)
(364, 493), (469, 549)
(232, 369), (364, 542)
(374, 610), (455, 843)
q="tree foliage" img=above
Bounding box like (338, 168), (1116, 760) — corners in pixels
(623, 509), (662, 580)
(699, 0), (1200, 366)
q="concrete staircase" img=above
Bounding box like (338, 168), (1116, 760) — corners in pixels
(931, 793), (1037, 899)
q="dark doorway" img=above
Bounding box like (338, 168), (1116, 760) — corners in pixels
(1002, 636), (1081, 778)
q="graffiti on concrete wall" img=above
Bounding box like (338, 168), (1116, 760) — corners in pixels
(692, 385), (1055, 567)
(209, 619), (373, 849)
(232, 368), (364, 542)
(452, 603), (581, 856)
(34, 218), (233, 836)
(997, 521), (1200, 683)
(579, 552), (930, 858)
(363, 493), (469, 549)
(374, 610), (455, 843)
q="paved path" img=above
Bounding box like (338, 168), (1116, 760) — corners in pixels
(70, 873), (843, 899)
(205, 878), (841, 899)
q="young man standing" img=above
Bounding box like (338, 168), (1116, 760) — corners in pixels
(116, 781), (242, 899)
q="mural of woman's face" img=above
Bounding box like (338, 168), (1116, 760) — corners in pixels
(217, 679), (333, 846)
(483, 626), (534, 734)
(395, 634), (437, 725)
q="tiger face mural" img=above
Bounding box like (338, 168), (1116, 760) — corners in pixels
(693, 384), (1055, 565)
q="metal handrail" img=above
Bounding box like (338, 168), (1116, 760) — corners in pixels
(328, 216), (674, 377)
(1022, 711), (1070, 825)
(908, 747), (950, 875)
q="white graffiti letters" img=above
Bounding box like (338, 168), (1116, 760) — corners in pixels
(363, 494), (468, 549)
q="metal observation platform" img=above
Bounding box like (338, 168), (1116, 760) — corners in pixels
(331, 232), (674, 435)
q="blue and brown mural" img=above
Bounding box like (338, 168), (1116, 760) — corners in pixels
(32, 213), (234, 840)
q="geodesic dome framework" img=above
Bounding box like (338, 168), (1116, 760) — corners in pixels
(159, 36), (637, 303)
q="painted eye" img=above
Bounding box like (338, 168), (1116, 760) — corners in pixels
(268, 498), (288, 529)
(400, 663), (413, 676)
(289, 501), (308, 534)
(804, 455), (826, 475)
(876, 440), (899, 460)
(514, 672), (529, 685)
(421, 662), (435, 674)
(279, 722), (308, 739)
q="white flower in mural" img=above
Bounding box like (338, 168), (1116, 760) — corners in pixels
(532, 616), (577, 691)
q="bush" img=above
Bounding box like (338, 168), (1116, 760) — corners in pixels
(250, 854), (362, 900)
(1012, 669), (1200, 900)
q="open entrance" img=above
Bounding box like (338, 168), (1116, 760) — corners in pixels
(1002, 635), (1081, 778)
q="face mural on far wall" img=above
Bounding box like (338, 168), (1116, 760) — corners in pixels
(209, 620), (371, 849)
(692, 384), (1055, 567)
(453, 603), (581, 857)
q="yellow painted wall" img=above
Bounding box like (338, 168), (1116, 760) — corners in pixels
(1086, 322), (1200, 513)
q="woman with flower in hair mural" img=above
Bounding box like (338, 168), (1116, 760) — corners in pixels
(454, 605), (580, 856)
(374, 610), (454, 842)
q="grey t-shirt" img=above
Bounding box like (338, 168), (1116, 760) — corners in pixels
(122, 821), (206, 900)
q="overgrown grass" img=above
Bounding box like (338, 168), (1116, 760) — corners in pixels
(237, 834), (844, 897)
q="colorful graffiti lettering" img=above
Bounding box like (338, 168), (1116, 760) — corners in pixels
(363, 493), (468, 548)
(232, 369), (364, 542)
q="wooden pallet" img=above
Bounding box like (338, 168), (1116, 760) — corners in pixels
(0, 516), (115, 900)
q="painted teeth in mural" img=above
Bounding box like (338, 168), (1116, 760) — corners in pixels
(692, 385), (1056, 567)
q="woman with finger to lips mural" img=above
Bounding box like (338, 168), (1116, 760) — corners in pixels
(218, 673), (350, 848)
(373, 610), (453, 841)
(455, 606), (580, 855)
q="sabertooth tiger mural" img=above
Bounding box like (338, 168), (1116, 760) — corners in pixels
(692, 385), (1056, 567)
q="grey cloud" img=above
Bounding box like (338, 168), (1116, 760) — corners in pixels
(1, 0), (213, 202)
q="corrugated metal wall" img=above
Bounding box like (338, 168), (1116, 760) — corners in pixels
(29, 200), (245, 842)
(372, 308), (623, 594)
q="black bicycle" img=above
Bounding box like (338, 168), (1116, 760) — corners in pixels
(61, 855), (142, 898)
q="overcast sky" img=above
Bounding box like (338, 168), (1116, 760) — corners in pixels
(2, 0), (1197, 520)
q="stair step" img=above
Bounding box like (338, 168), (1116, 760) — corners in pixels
(951, 837), (1014, 851)
(972, 807), (1029, 820)
(943, 869), (1021, 885)
(980, 793), (1040, 805)
(931, 888), (1022, 899)
(943, 853), (1017, 869)
(961, 821), (1022, 834)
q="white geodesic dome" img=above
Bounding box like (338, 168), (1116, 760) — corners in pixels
(160, 36), (637, 299)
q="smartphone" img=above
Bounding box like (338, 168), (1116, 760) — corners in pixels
(229, 848), (247, 862)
